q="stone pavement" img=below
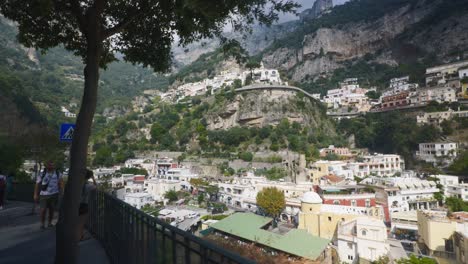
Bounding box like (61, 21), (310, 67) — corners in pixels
(0, 201), (109, 264)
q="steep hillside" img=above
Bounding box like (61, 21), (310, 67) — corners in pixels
(0, 16), (169, 124)
(91, 86), (343, 166)
(260, 0), (468, 92)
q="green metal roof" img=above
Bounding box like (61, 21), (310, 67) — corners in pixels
(209, 213), (330, 260)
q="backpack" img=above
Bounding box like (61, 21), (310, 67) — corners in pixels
(40, 169), (60, 191)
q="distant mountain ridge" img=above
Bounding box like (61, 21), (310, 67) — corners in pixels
(260, 0), (468, 88)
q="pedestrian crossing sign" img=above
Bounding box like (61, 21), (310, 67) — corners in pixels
(60, 123), (75, 142)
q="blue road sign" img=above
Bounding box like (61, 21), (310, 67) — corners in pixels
(60, 123), (75, 142)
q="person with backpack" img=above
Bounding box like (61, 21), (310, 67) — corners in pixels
(34, 161), (63, 229)
(0, 170), (7, 210)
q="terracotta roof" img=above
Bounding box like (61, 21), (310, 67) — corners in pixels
(323, 174), (344, 183)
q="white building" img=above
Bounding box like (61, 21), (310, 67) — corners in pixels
(217, 174), (313, 222)
(363, 177), (439, 216)
(382, 76), (418, 97)
(242, 63), (282, 85)
(409, 87), (457, 105)
(338, 218), (393, 263)
(124, 192), (153, 209)
(446, 184), (468, 202)
(416, 109), (468, 125)
(426, 60), (468, 86)
(322, 79), (371, 112)
(145, 178), (182, 202)
(348, 154), (404, 177)
(416, 142), (458, 166)
(61, 106), (76, 118)
(433, 174), (460, 197)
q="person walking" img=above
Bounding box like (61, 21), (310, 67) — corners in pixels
(0, 170), (7, 210)
(34, 161), (63, 229)
(77, 169), (97, 241)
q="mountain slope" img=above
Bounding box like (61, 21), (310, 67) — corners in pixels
(0, 16), (169, 124)
(260, 0), (468, 91)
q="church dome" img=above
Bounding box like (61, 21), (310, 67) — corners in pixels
(301, 192), (322, 204)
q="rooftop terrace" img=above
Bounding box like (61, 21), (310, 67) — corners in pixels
(209, 213), (330, 260)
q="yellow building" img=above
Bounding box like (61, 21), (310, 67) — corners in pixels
(298, 192), (383, 240)
(460, 81), (468, 99)
(308, 161), (348, 185)
(417, 210), (468, 258)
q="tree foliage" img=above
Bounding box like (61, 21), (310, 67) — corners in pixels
(164, 189), (178, 202)
(396, 255), (437, 264)
(256, 187), (285, 218)
(448, 150), (468, 176)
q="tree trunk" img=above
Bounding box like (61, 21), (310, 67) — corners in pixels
(55, 11), (102, 264)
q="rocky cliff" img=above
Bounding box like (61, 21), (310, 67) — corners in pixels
(205, 89), (336, 134)
(262, 0), (468, 82)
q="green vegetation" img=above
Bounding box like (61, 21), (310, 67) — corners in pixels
(445, 197), (468, 212)
(338, 112), (442, 167)
(256, 187), (285, 221)
(256, 167), (287, 181)
(448, 150), (468, 176)
(201, 214), (229, 221)
(118, 167), (148, 176)
(238, 152), (254, 162)
(164, 190), (179, 202)
(396, 255), (437, 264)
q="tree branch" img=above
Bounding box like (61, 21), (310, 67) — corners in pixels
(68, 0), (87, 33)
(101, 16), (136, 40)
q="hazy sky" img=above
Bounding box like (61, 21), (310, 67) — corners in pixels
(278, 0), (349, 23)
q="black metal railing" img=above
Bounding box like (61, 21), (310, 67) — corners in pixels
(87, 190), (254, 264)
(6, 183), (35, 203)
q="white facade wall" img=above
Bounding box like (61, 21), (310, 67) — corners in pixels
(124, 193), (153, 209)
(417, 142), (458, 165)
(145, 179), (181, 201)
(338, 218), (389, 263)
(446, 184), (468, 202)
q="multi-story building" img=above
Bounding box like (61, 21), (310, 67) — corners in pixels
(347, 154), (404, 178)
(380, 91), (410, 110)
(426, 60), (468, 86)
(418, 210), (468, 258)
(322, 78), (371, 112)
(144, 178), (182, 202)
(409, 86), (457, 105)
(316, 185), (376, 208)
(298, 192), (384, 240)
(308, 160), (354, 184)
(382, 76), (418, 97)
(416, 141), (458, 166)
(319, 145), (352, 158)
(363, 177), (439, 223)
(446, 184), (468, 202)
(337, 218), (406, 263)
(416, 109), (468, 126)
(217, 175), (313, 222)
(124, 192), (153, 209)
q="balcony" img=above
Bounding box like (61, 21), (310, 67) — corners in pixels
(88, 191), (253, 264)
(6, 184), (252, 264)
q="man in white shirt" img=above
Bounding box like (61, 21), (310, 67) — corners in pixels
(34, 161), (64, 229)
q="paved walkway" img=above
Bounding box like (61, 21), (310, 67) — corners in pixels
(0, 201), (109, 264)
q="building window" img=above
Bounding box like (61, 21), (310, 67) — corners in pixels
(328, 216), (332, 222)
(351, 200), (357, 207)
(347, 242), (353, 249)
(362, 229), (367, 236)
(348, 255), (354, 260)
(365, 199), (371, 207)
(333, 200), (340, 205)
